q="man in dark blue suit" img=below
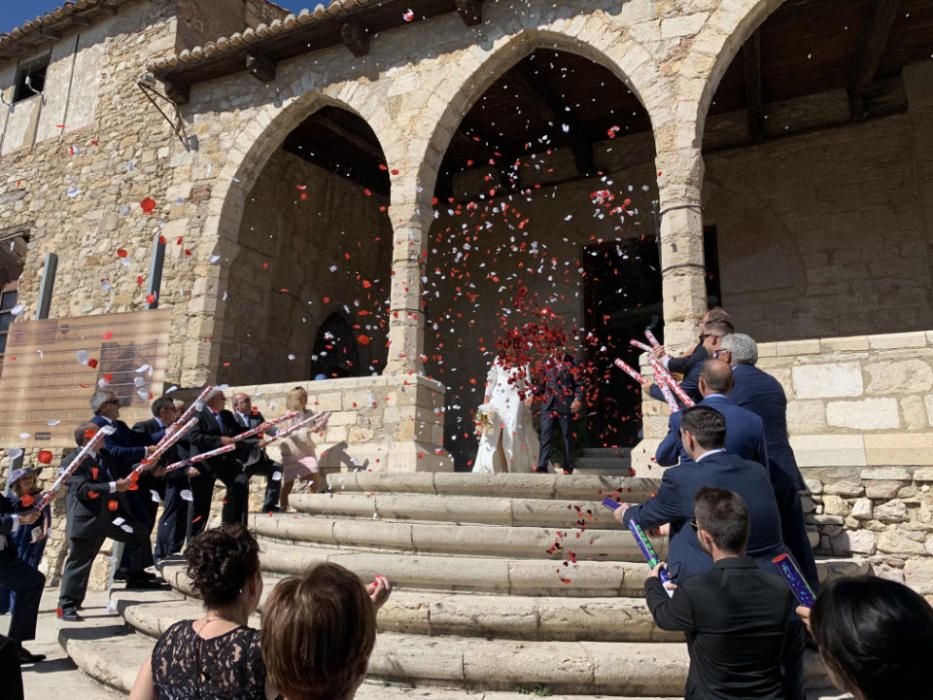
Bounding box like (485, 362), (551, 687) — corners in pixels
(616, 407), (806, 699)
(90, 390), (160, 577)
(534, 353), (583, 474)
(648, 313), (734, 406)
(719, 332), (819, 592)
(656, 359), (768, 468)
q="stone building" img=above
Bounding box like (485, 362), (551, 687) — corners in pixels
(1, 0), (933, 602)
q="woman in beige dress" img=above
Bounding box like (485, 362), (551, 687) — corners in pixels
(276, 386), (324, 510)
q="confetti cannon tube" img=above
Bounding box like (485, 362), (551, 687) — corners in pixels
(613, 358), (645, 384)
(614, 356), (679, 413)
(773, 552), (816, 608)
(260, 411), (331, 448)
(230, 411), (301, 445)
(129, 416), (198, 484)
(628, 338), (696, 408)
(628, 518), (674, 597)
(166, 385), (212, 437)
(162, 443), (237, 475)
(31, 425), (115, 511)
(644, 329), (661, 349)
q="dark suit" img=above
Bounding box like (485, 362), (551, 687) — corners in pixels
(649, 343), (707, 406)
(646, 557), (794, 699)
(57, 449), (148, 614)
(656, 394), (768, 468)
(535, 357), (583, 472)
(624, 450), (806, 700)
(232, 411), (281, 513)
(187, 408), (247, 534)
(0, 497), (44, 643)
(729, 363), (819, 591)
(133, 418), (188, 559)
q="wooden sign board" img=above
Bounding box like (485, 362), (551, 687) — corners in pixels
(0, 309), (172, 448)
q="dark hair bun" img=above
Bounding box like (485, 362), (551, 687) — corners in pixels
(186, 525), (260, 607)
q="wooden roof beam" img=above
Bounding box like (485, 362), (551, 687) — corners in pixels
(313, 114), (383, 160)
(246, 52), (276, 83)
(849, 0), (899, 120)
(455, 0), (483, 27)
(341, 21), (370, 57)
(742, 29), (764, 142)
(512, 63), (594, 176)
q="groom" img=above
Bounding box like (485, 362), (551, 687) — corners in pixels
(533, 352), (583, 474)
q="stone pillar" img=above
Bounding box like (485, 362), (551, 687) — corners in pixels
(656, 146), (708, 349)
(385, 193), (428, 375)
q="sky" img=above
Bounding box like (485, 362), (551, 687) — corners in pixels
(0, 1), (315, 35)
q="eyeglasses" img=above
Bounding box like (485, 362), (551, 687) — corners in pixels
(690, 519), (698, 530)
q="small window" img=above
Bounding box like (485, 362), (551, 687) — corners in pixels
(13, 56), (49, 104)
(0, 287), (17, 355)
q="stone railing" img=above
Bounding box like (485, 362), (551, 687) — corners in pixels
(634, 330), (933, 597)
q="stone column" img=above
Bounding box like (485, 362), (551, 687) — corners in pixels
(656, 146), (707, 349)
(385, 192), (428, 375)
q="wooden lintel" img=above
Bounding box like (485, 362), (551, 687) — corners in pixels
(314, 114), (382, 160)
(164, 80), (190, 106)
(742, 29), (764, 142)
(850, 0), (899, 119)
(341, 21), (370, 57)
(455, 0), (483, 27)
(246, 52), (276, 83)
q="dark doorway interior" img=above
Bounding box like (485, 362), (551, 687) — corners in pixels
(311, 313), (361, 379)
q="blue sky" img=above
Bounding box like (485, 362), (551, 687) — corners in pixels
(0, 1), (314, 35)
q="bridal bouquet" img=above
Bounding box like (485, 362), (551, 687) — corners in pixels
(474, 404), (499, 438)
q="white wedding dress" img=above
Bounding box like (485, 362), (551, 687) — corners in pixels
(473, 357), (540, 473)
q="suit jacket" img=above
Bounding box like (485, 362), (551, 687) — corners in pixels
(0, 491), (20, 552)
(187, 408), (243, 474)
(655, 394), (769, 468)
(729, 363), (806, 492)
(64, 447), (132, 539)
(645, 556), (794, 699)
(91, 415), (157, 477)
(231, 410), (276, 466)
(623, 451), (789, 581)
(649, 343), (707, 405)
(535, 357), (583, 414)
(132, 417), (187, 487)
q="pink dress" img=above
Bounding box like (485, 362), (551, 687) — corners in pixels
(275, 410), (321, 483)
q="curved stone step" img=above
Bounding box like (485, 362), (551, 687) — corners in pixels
(117, 583), (679, 643)
(218, 539), (651, 596)
(247, 512), (664, 562)
(327, 472), (658, 501)
(291, 492), (624, 529)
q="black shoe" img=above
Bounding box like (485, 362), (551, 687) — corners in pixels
(264, 505), (282, 514)
(18, 647), (46, 664)
(125, 576), (167, 590)
(113, 569), (129, 582)
(57, 608), (83, 622)
(534, 468), (549, 474)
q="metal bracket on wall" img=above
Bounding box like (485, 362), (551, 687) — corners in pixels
(137, 74), (197, 152)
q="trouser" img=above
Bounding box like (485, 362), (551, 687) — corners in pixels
(186, 471), (216, 542)
(782, 615), (806, 700)
(218, 465), (250, 525)
(119, 489), (155, 572)
(537, 411), (575, 472)
(0, 537), (46, 614)
(188, 461), (249, 530)
(0, 634), (24, 698)
(58, 515), (147, 612)
(0, 549), (44, 643)
(775, 484), (820, 593)
(246, 455), (282, 513)
(155, 477), (189, 559)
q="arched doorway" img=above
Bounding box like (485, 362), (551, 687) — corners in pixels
(311, 312), (361, 379)
(216, 105), (392, 385)
(423, 47), (657, 468)
(700, 0), (933, 342)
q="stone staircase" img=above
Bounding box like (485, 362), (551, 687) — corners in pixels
(59, 472), (864, 698)
(575, 448), (633, 476)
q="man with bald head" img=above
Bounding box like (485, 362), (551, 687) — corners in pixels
(656, 360), (768, 468)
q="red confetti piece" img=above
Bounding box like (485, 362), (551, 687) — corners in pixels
(102, 373), (113, 383)
(135, 276), (144, 287)
(158, 235), (166, 245)
(107, 499), (118, 511)
(103, 331), (113, 340)
(87, 358), (98, 369)
(140, 197), (156, 214)
(116, 249), (128, 258)
(146, 293), (156, 305)
(357, 334), (371, 346)
(20, 494), (34, 507)
(37, 449), (53, 465)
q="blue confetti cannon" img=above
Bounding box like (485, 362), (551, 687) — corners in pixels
(772, 552), (816, 608)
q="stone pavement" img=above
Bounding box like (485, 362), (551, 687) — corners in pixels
(13, 587), (121, 700)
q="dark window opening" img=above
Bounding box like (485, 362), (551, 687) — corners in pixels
(704, 226), (723, 307)
(13, 57), (49, 104)
(0, 287), (19, 357)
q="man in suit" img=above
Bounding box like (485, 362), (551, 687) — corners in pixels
(232, 393), (282, 514)
(533, 353), (583, 474)
(649, 311), (733, 406)
(186, 389), (245, 535)
(719, 332), (819, 592)
(57, 423), (161, 622)
(133, 397), (188, 562)
(645, 487), (795, 699)
(656, 359), (768, 467)
(618, 406), (807, 699)
(0, 480), (45, 663)
(90, 390), (160, 578)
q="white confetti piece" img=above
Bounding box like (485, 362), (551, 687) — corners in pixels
(135, 363), (151, 374)
(208, 255), (221, 264)
(76, 350), (89, 365)
(134, 376), (145, 387)
(181, 489), (193, 502)
(47, 419), (61, 426)
(66, 187), (81, 198)
(272, 471), (282, 482)
(18, 432), (30, 439)
(166, 385), (178, 394)
(150, 490), (162, 504)
(10, 303), (25, 316)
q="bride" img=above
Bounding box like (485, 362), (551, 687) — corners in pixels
(473, 356), (540, 473)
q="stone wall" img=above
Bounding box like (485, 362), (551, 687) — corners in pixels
(218, 148), (392, 386)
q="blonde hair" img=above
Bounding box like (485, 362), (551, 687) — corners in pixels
(286, 386), (308, 412)
(261, 563), (376, 699)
